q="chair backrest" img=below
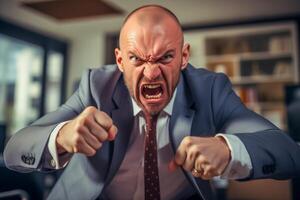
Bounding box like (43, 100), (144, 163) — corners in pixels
(0, 189), (29, 200)
(285, 85), (300, 142)
(0, 124), (6, 154)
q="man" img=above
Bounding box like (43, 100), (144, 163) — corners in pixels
(4, 5), (300, 200)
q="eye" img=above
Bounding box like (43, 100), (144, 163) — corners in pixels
(160, 54), (173, 63)
(129, 55), (143, 65)
(129, 55), (139, 61)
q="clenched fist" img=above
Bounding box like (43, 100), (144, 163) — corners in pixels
(168, 136), (231, 180)
(56, 106), (118, 156)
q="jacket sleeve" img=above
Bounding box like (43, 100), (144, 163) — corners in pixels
(212, 73), (300, 180)
(4, 70), (93, 172)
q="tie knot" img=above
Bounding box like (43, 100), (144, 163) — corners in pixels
(144, 113), (158, 132)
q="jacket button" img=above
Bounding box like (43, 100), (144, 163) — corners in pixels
(21, 155), (26, 163)
(50, 159), (56, 168)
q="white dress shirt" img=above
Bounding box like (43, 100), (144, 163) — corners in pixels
(47, 89), (253, 199)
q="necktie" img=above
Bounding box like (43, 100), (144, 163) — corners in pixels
(144, 114), (161, 200)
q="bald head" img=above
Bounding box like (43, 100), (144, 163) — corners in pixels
(114, 5), (190, 115)
(119, 5), (183, 48)
(121, 5), (182, 30)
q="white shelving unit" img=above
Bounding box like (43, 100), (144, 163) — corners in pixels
(184, 22), (299, 130)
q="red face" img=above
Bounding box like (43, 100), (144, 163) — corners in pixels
(115, 19), (190, 115)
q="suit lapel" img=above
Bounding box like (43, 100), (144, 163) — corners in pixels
(105, 77), (134, 185)
(169, 74), (195, 148)
(169, 73), (214, 200)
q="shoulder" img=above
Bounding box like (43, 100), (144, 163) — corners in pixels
(89, 64), (120, 81)
(78, 64), (120, 85)
(82, 64), (121, 85)
(183, 64), (231, 91)
(76, 64), (122, 106)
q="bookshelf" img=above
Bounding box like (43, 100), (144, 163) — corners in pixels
(184, 22), (299, 130)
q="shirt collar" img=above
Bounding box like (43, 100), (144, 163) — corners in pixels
(131, 88), (177, 116)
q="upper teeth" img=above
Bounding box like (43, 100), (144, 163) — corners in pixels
(144, 84), (160, 89)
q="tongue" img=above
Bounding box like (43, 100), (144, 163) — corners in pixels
(144, 87), (160, 95)
(143, 87), (161, 96)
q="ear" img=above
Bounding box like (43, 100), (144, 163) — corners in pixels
(115, 48), (124, 72)
(181, 43), (190, 70)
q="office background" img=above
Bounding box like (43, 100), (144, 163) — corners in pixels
(0, 0), (300, 199)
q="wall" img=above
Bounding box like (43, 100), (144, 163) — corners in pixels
(67, 32), (105, 96)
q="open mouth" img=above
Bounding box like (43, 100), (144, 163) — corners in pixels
(141, 84), (163, 99)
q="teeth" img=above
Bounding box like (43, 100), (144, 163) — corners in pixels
(145, 92), (162, 99)
(144, 84), (160, 89)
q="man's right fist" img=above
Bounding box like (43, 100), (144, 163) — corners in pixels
(56, 106), (118, 156)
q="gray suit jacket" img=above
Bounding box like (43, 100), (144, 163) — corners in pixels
(4, 64), (300, 200)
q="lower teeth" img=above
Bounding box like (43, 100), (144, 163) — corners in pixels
(145, 93), (162, 99)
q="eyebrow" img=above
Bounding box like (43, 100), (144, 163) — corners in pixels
(162, 50), (175, 55)
(127, 49), (176, 61)
(155, 50), (176, 61)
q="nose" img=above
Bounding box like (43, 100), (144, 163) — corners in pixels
(143, 63), (161, 80)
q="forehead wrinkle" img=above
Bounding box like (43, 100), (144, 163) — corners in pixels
(124, 31), (181, 61)
(125, 27), (162, 60)
(139, 26), (179, 59)
(120, 12), (183, 60)
(125, 31), (147, 58)
(151, 37), (180, 58)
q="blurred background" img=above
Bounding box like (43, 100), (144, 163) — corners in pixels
(0, 0), (300, 199)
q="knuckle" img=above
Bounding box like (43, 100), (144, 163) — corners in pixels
(73, 135), (82, 146)
(198, 155), (207, 163)
(74, 118), (86, 129)
(183, 136), (193, 147)
(206, 166), (213, 172)
(85, 106), (97, 113)
(95, 142), (102, 149)
(195, 161), (201, 170)
(100, 133), (108, 141)
(83, 117), (93, 126)
(112, 125), (118, 134)
(93, 141), (101, 149)
(189, 145), (199, 154)
(195, 156), (207, 168)
(75, 125), (85, 133)
(187, 150), (196, 161)
(107, 118), (113, 126)
(101, 112), (113, 126)
(74, 122), (82, 132)
(74, 125), (81, 133)
(87, 149), (96, 156)
(100, 111), (110, 118)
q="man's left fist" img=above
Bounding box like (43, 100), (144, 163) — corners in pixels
(168, 136), (231, 180)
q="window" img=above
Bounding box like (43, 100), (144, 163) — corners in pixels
(0, 19), (68, 136)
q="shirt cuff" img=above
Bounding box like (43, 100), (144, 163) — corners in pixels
(216, 133), (253, 180)
(48, 121), (72, 169)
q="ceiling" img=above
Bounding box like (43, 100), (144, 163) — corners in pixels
(0, 0), (300, 40)
(22, 0), (123, 20)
